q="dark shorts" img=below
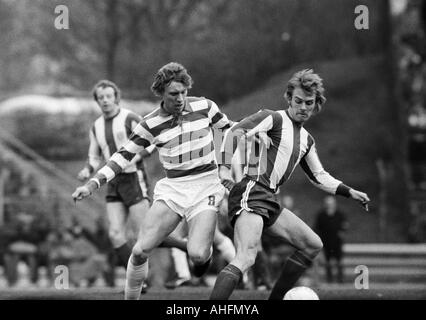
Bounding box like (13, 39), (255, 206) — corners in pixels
(106, 172), (150, 207)
(228, 178), (281, 228)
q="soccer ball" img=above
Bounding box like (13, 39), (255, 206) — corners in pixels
(283, 286), (320, 300)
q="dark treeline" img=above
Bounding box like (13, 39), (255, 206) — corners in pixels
(0, 0), (386, 103)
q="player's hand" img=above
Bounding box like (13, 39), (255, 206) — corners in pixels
(349, 189), (370, 212)
(72, 185), (92, 201)
(77, 168), (91, 181)
(219, 165), (235, 191)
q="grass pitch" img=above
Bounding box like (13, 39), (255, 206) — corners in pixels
(0, 283), (425, 300)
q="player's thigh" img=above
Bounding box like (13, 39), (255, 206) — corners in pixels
(233, 210), (263, 255)
(265, 209), (322, 252)
(106, 202), (127, 232)
(213, 222), (229, 246)
(136, 200), (181, 250)
(186, 209), (217, 254)
(169, 219), (188, 239)
(128, 198), (150, 229)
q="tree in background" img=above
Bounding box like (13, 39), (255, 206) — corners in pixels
(0, 0), (386, 102)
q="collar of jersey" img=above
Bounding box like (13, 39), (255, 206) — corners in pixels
(103, 108), (121, 120)
(159, 100), (191, 117)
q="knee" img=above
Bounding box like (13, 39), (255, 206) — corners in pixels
(188, 247), (212, 265)
(108, 228), (126, 247)
(131, 243), (152, 265)
(303, 234), (323, 257)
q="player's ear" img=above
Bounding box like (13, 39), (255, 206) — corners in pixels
(284, 92), (291, 105)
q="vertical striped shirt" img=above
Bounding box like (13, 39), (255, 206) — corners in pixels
(222, 109), (351, 196)
(91, 97), (231, 187)
(85, 107), (154, 197)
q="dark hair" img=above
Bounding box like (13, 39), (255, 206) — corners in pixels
(285, 69), (326, 113)
(151, 62), (193, 97)
(92, 80), (121, 103)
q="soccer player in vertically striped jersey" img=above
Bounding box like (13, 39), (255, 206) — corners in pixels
(76, 80), (155, 276)
(210, 69), (370, 300)
(73, 62), (232, 300)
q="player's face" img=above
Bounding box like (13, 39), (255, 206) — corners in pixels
(287, 87), (316, 123)
(95, 86), (119, 116)
(162, 81), (188, 115)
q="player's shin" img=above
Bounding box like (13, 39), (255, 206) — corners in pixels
(268, 250), (313, 300)
(209, 264), (243, 300)
(124, 254), (149, 300)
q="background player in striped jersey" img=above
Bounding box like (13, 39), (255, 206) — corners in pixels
(77, 80), (185, 289)
(72, 62), (232, 300)
(210, 69), (370, 300)
(77, 80), (155, 271)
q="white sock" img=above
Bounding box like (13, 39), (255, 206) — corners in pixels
(171, 248), (191, 279)
(216, 237), (236, 263)
(124, 256), (148, 300)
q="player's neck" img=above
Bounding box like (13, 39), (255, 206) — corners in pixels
(104, 107), (120, 119)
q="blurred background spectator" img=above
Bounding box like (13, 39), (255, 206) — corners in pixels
(314, 196), (349, 283)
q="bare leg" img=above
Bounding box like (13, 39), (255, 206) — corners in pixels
(125, 200), (180, 300)
(210, 210), (263, 300)
(265, 209), (323, 300)
(187, 209), (217, 276)
(106, 202), (131, 268)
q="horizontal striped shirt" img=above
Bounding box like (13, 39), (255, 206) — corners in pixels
(91, 97), (231, 187)
(221, 109), (351, 196)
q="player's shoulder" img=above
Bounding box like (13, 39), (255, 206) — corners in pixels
(261, 108), (279, 115)
(120, 107), (133, 115)
(122, 107), (143, 120)
(142, 107), (161, 121)
(187, 96), (209, 103)
(254, 108), (282, 120)
(93, 114), (104, 126)
(186, 96), (217, 112)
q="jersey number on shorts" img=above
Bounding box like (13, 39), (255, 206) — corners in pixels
(208, 195), (215, 206)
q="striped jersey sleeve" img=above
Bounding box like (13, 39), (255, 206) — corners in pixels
(299, 140), (351, 196)
(208, 100), (232, 130)
(90, 120), (154, 187)
(85, 125), (103, 173)
(125, 111), (143, 135)
(220, 109), (278, 168)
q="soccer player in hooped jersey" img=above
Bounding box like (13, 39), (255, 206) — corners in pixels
(210, 69), (370, 300)
(72, 62), (232, 300)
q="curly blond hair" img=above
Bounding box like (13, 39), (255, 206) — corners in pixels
(151, 62), (193, 97)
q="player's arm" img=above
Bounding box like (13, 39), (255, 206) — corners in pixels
(127, 115), (156, 163)
(219, 109), (277, 189)
(208, 100), (233, 131)
(220, 109), (276, 169)
(77, 128), (103, 181)
(139, 144), (156, 159)
(300, 140), (370, 211)
(72, 121), (153, 201)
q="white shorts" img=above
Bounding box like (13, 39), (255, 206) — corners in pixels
(153, 171), (225, 221)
